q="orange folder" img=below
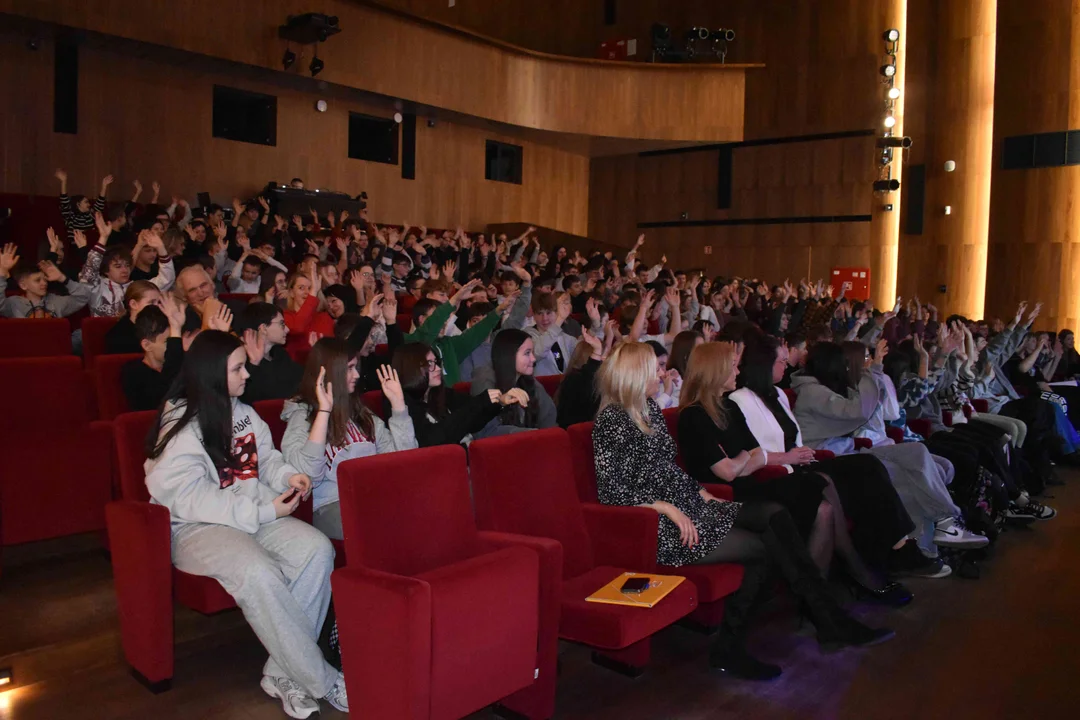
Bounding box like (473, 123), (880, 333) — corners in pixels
(585, 571), (686, 609)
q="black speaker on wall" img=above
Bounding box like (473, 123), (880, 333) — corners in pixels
(54, 41), (78, 134)
(401, 113), (416, 180)
(904, 164), (926, 236)
(717, 145), (733, 210)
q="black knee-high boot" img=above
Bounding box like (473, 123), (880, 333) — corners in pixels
(709, 560), (782, 680)
(759, 508), (895, 652)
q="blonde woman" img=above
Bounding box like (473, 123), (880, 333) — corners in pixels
(593, 342), (892, 680)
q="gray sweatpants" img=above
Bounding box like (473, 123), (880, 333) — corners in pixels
(171, 517), (338, 697)
(864, 443), (961, 556)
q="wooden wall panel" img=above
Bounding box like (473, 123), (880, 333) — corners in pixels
(0, 33), (589, 235)
(0, 0), (754, 142)
(588, 136), (874, 280)
(986, 0), (1080, 331)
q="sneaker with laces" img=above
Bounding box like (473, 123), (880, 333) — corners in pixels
(324, 672), (349, 713)
(889, 541), (953, 579)
(260, 675), (319, 719)
(933, 517), (990, 548)
(1007, 501), (1056, 520)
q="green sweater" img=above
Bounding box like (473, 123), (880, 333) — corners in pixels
(404, 302), (501, 386)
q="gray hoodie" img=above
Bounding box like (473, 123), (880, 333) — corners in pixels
(145, 399), (298, 533)
(789, 367), (880, 448)
(280, 399), (417, 511)
(0, 275), (91, 318)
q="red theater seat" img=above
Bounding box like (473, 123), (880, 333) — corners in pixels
(469, 428), (699, 675)
(334, 445), (556, 719)
(535, 374), (562, 398)
(0, 318), (71, 358)
(567, 420), (743, 629)
(0, 357), (114, 572)
(81, 315), (119, 368)
(94, 353), (141, 420)
(360, 389), (385, 419)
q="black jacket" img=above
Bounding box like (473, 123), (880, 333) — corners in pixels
(242, 344), (303, 403)
(556, 358), (601, 428)
(122, 338), (183, 411)
(399, 388), (501, 447)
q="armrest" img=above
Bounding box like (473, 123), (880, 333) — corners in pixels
(941, 410), (954, 427)
(853, 437), (872, 450)
(105, 500), (174, 684)
(581, 503), (659, 572)
(331, 566), (433, 719)
(752, 465), (790, 482)
(907, 417), (932, 439)
(813, 449), (836, 460)
(972, 399), (989, 413)
(701, 482), (734, 501)
(885, 426), (906, 444)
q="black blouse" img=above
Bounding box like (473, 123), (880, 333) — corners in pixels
(678, 401), (759, 485)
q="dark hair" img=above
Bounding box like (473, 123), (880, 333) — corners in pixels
(208, 203), (224, 215)
(258, 265), (286, 297)
(412, 298), (440, 325)
(739, 334), (781, 399)
(241, 255), (263, 271)
(491, 328), (538, 427)
(71, 194), (88, 210)
(236, 301), (282, 334)
(669, 330), (703, 377)
(884, 339), (918, 388)
(785, 331), (807, 349)
(146, 330), (243, 473)
(392, 342), (448, 420)
(804, 342), (852, 396)
(323, 284), (357, 313)
(134, 305), (169, 343)
(296, 338), (374, 446)
(645, 340), (668, 359)
(101, 244), (133, 275)
(106, 205), (127, 223)
(333, 313), (363, 342)
(291, 178), (303, 185)
(841, 341), (869, 390)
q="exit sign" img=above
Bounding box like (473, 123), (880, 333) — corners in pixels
(704, 246), (712, 255)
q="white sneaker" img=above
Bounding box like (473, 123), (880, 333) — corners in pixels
(933, 517), (990, 548)
(324, 672), (349, 713)
(260, 675), (320, 719)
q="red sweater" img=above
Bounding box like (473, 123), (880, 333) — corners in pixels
(284, 295), (334, 359)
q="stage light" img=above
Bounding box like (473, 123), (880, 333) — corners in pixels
(282, 48), (296, 69)
(880, 63), (896, 78)
(888, 86), (901, 99)
(877, 136), (912, 149)
(309, 54), (324, 77)
(873, 179), (901, 193)
(883, 29), (900, 43)
(884, 114), (896, 129)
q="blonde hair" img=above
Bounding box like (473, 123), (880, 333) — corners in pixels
(596, 341), (657, 434)
(679, 342), (737, 429)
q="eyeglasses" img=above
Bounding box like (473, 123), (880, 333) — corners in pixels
(360, 271), (374, 278)
(425, 359), (439, 369)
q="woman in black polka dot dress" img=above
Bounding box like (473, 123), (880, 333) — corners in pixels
(592, 342), (895, 680)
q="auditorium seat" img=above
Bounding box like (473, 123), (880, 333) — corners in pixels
(94, 353), (141, 420)
(566, 421), (743, 630)
(81, 315), (119, 369)
(0, 357), (114, 574)
(334, 445), (556, 719)
(360, 389), (385, 419)
(0, 318), (71, 358)
(469, 428), (699, 674)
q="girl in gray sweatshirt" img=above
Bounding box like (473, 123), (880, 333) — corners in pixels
(281, 337), (417, 540)
(144, 330), (348, 716)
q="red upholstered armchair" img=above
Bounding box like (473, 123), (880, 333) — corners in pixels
(94, 353), (140, 421)
(0, 318), (71, 358)
(81, 315), (119, 369)
(333, 445), (557, 720)
(105, 411), (236, 692)
(469, 428), (699, 676)
(0, 357), (114, 573)
(535, 374), (562, 399)
(568, 420), (744, 630)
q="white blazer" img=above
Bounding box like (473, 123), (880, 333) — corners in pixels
(729, 387), (804, 472)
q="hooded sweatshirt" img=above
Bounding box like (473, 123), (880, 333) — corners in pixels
(0, 275), (91, 318)
(789, 367), (880, 449)
(79, 244), (176, 317)
(145, 399), (298, 533)
(280, 400), (417, 511)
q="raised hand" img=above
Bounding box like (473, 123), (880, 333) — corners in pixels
(635, 233), (645, 248)
(257, 196), (270, 212)
(443, 258), (457, 280)
(37, 260), (65, 282)
(585, 296), (601, 325)
(376, 365), (406, 412)
(1028, 302), (1043, 322)
(208, 303), (233, 332)
(162, 294), (187, 331)
(232, 197), (243, 215)
(150, 181), (160, 203)
(132, 179), (143, 197)
(496, 290), (521, 314)
(315, 366), (333, 411)
(54, 168), (68, 183)
(100, 174), (115, 193)
(327, 211), (336, 228)
(580, 327), (602, 354)
(45, 227), (62, 255)
(0, 243), (20, 277)
(381, 292), (398, 323)
(71, 229), (87, 249)
(292, 214), (303, 231)
(875, 338), (889, 363)
(94, 211), (111, 244)
(362, 292), (385, 318)
(664, 284), (680, 309)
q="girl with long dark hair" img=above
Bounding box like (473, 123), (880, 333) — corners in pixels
(281, 338), (417, 540)
(593, 342), (893, 681)
(144, 330), (347, 716)
(471, 328), (557, 433)
(392, 342), (521, 445)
